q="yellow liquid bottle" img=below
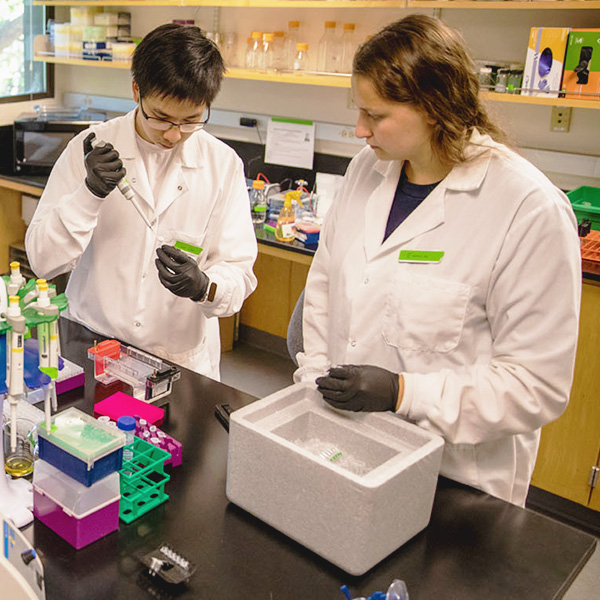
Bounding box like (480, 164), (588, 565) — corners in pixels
(275, 192), (297, 242)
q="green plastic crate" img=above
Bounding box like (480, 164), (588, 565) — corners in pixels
(119, 437), (171, 524)
(567, 186), (600, 231)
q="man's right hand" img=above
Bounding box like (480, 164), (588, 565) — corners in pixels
(83, 132), (126, 198)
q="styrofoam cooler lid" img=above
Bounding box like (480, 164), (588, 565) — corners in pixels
(38, 406), (125, 469)
(33, 459), (120, 518)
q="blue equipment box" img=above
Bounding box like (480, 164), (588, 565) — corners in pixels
(38, 407), (125, 486)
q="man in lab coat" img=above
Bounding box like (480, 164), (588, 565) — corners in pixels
(294, 16), (581, 505)
(25, 24), (257, 379)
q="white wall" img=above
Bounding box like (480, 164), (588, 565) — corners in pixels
(4, 5), (600, 158)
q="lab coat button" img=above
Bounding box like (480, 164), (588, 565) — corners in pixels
(177, 185), (182, 191)
(363, 278), (369, 285)
(131, 178), (136, 183)
(135, 322), (141, 328)
(350, 340), (357, 347)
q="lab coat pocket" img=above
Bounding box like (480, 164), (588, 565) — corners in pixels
(383, 273), (470, 353)
(162, 230), (207, 267)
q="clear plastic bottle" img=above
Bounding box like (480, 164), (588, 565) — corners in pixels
(245, 31), (263, 70)
(275, 191), (297, 242)
(284, 20), (300, 70)
(317, 21), (341, 73)
(260, 32), (276, 72)
(340, 23), (356, 74)
(250, 180), (267, 223)
(293, 42), (309, 72)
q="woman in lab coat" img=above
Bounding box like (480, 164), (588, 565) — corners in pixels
(294, 15), (581, 505)
(25, 24), (257, 379)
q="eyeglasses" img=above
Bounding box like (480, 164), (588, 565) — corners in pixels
(139, 96), (210, 133)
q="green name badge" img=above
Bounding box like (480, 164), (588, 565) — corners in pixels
(398, 250), (444, 263)
(175, 241), (203, 256)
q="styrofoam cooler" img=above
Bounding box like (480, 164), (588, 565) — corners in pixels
(226, 383), (444, 576)
(33, 460), (120, 549)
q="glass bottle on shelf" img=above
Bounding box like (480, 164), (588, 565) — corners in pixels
(293, 43), (309, 72)
(272, 30), (285, 71)
(284, 20), (301, 70)
(340, 23), (356, 74)
(317, 21), (341, 73)
(245, 31), (263, 70)
(260, 32), (276, 72)
(250, 180), (267, 224)
(244, 36), (253, 69)
(222, 32), (238, 68)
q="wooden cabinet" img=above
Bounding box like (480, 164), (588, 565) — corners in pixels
(531, 279), (600, 511)
(0, 179), (40, 271)
(240, 243), (312, 339)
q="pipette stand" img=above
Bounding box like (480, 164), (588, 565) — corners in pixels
(1, 263), (69, 528)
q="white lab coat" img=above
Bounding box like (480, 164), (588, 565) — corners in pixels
(295, 130), (581, 505)
(25, 110), (257, 379)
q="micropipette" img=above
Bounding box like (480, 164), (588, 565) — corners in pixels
(90, 136), (156, 233)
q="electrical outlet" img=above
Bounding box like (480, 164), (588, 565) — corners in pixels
(550, 106), (572, 133)
(340, 127), (355, 139)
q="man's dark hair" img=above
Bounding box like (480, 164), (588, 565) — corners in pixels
(131, 24), (225, 106)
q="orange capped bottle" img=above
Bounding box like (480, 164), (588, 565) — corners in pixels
(275, 191), (298, 242)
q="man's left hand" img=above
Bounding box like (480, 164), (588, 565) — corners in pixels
(155, 245), (209, 301)
(316, 364), (399, 412)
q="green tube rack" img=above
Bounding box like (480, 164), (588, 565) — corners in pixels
(119, 437), (171, 524)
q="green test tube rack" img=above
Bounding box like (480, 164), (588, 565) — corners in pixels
(119, 436), (171, 524)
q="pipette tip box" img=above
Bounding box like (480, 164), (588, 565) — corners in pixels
(37, 407), (125, 487)
(33, 459), (120, 549)
(227, 383), (444, 576)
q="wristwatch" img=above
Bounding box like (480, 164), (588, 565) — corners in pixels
(201, 280), (217, 303)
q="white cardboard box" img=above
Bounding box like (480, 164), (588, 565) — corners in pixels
(226, 383), (444, 575)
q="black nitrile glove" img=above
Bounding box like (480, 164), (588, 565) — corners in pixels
(155, 244), (209, 301)
(83, 132), (126, 198)
(316, 364), (399, 412)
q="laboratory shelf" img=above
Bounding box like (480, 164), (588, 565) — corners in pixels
(32, 56), (352, 87)
(225, 67), (351, 87)
(34, 56), (131, 69)
(31, 56), (600, 107)
(32, 0), (600, 7)
(33, 0), (408, 7)
(407, 0), (600, 9)
(480, 91), (600, 110)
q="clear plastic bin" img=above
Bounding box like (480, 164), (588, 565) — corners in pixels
(33, 459), (120, 549)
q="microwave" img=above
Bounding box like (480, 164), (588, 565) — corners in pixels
(13, 111), (105, 175)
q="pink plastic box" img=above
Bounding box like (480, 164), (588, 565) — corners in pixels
(94, 391), (165, 426)
(33, 460), (120, 549)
